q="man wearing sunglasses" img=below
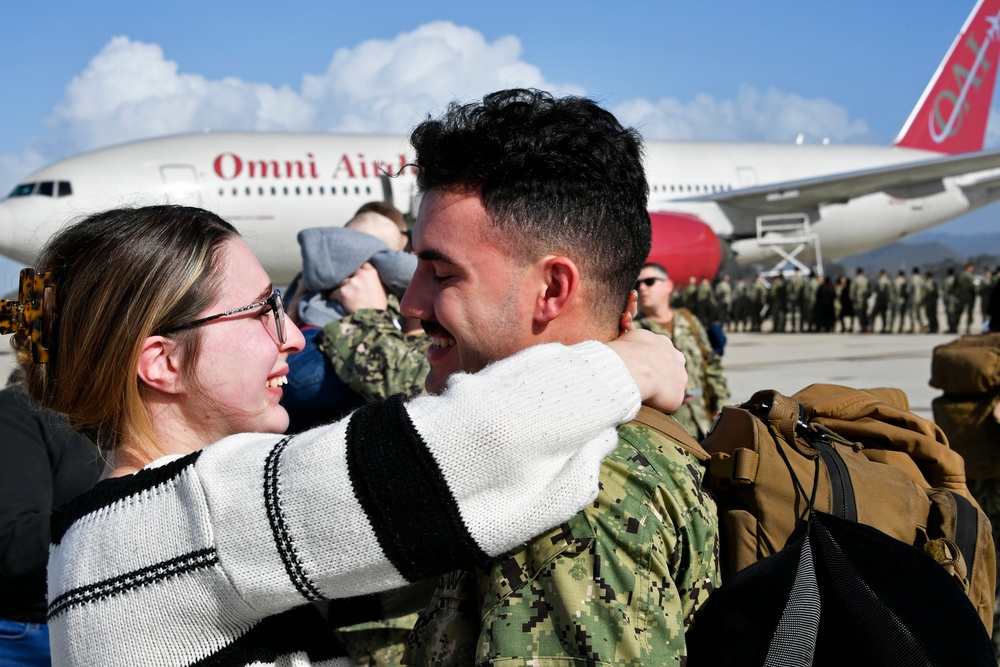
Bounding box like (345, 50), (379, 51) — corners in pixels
(634, 263), (730, 440)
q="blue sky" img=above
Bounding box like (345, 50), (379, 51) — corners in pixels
(0, 0), (995, 266)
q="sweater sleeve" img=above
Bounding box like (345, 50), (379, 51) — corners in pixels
(196, 340), (639, 614)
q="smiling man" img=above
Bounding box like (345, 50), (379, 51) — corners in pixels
(400, 89), (719, 667)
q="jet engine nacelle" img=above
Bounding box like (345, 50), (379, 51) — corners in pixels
(646, 211), (722, 285)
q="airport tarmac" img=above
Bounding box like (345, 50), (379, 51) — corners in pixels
(722, 330), (961, 420)
(0, 329), (964, 421)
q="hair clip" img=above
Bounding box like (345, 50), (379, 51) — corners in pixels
(0, 268), (56, 363)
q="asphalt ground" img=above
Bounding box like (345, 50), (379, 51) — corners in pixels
(722, 330), (959, 420)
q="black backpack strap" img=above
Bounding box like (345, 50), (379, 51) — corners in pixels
(948, 491), (979, 580)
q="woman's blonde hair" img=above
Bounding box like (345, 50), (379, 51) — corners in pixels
(13, 205), (238, 456)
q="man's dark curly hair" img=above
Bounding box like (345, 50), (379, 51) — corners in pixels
(410, 88), (651, 322)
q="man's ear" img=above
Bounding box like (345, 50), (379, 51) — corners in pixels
(137, 336), (184, 394)
(534, 256), (581, 325)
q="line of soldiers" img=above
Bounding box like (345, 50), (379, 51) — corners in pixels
(679, 262), (998, 334)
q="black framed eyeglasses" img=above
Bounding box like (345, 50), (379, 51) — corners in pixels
(634, 277), (666, 290)
(160, 289), (286, 345)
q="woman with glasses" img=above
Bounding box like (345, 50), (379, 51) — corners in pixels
(5, 205), (687, 666)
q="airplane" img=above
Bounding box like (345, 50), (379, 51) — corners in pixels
(1, 0), (1000, 287)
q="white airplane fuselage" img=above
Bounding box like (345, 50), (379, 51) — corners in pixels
(644, 141), (1000, 264)
(0, 133), (995, 283)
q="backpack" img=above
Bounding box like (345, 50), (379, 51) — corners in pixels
(931, 334), (1000, 480)
(634, 385), (996, 665)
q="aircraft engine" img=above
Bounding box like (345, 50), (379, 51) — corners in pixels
(646, 211), (722, 284)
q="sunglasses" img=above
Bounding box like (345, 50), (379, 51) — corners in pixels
(160, 288), (286, 345)
(634, 277), (666, 290)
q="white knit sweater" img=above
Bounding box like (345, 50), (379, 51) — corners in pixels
(46, 341), (639, 666)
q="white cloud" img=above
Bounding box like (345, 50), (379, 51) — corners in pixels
(613, 84), (872, 144)
(301, 21), (581, 133)
(48, 37), (315, 152)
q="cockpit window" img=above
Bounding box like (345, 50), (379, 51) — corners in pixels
(4, 181), (72, 199)
(8, 183), (36, 197)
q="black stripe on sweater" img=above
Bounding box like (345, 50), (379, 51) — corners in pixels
(47, 547), (218, 620)
(187, 604), (347, 667)
(345, 394), (486, 581)
(263, 436), (324, 601)
(50, 451), (203, 545)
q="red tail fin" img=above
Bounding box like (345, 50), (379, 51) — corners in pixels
(895, 0), (1000, 154)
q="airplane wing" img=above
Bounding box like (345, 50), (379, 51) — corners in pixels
(672, 148), (1000, 215)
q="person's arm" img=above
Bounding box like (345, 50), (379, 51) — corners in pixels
(320, 304), (430, 401)
(196, 340), (660, 607)
(0, 388), (53, 585)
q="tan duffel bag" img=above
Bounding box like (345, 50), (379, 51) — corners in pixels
(933, 393), (1000, 480)
(930, 333), (1000, 395)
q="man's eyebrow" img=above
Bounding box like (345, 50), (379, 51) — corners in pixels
(417, 248), (458, 266)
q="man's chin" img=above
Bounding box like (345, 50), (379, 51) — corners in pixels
(424, 368), (449, 395)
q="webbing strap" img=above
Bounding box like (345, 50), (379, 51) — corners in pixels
(815, 440), (858, 522)
(950, 491), (979, 582)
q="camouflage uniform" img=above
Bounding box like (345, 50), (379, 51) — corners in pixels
(957, 268), (978, 334)
(803, 274), (820, 332)
(695, 279), (717, 326)
(749, 278), (768, 332)
(906, 271), (926, 333)
(850, 273), (871, 332)
(320, 296), (430, 402)
(924, 275), (940, 333)
(769, 276), (788, 333)
(403, 422), (720, 667)
(732, 278), (750, 331)
(892, 273), (908, 333)
(945, 271), (960, 333)
(320, 295), (431, 666)
(635, 311), (730, 440)
(786, 271), (804, 332)
(715, 278), (733, 331)
(871, 273), (895, 334)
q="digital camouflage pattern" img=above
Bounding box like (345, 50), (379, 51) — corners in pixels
(403, 421), (720, 667)
(320, 295), (430, 401)
(635, 311), (730, 440)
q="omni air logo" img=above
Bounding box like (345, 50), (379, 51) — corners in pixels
(930, 10), (1000, 144)
(212, 152), (415, 180)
